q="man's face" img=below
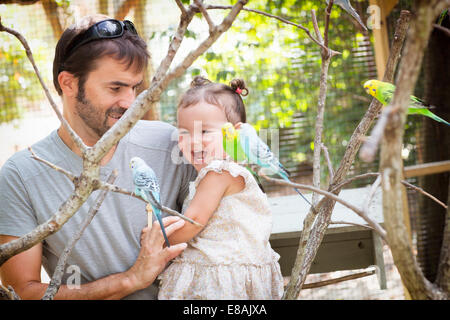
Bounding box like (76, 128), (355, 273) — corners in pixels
(74, 55), (144, 139)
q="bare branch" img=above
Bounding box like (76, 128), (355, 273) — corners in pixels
(90, 1), (248, 165)
(206, 4), (340, 56)
(260, 173), (387, 241)
(379, 1), (447, 300)
(42, 171), (118, 300)
(311, 9), (323, 44)
(302, 269), (376, 289)
(283, 10), (411, 300)
(330, 220), (375, 230)
(28, 147), (77, 183)
(96, 181), (204, 227)
(359, 11), (412, 162)
(402, 180), (448, 210)
(330, 172), (380, 192)
(0, 18), (86, 154)
(194, 0), (216, 33)
(323, 0), (334, 50)
(174, 0), (188, 16)
(363, 175), (381, 216)
(321, 143), (334, 184)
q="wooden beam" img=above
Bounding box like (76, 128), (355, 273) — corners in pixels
(404, 160), (450, 178)
(369, 0), (399, 79)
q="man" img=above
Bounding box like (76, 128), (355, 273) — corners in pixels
(0, 14), (196, 299)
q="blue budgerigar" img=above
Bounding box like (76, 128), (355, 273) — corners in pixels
(130, 157), (170, 247)
(222, 122), (313, 208)
(326, 0), (367, 31)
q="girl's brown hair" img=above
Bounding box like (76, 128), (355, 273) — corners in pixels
(178, 76), (248, 124)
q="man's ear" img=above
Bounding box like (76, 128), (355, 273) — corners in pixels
(234, 122), (243, 129)
(58, 71), (78, 98)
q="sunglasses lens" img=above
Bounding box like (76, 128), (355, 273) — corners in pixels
(124, 20), (138, 35)
(97, 20), (122, 37)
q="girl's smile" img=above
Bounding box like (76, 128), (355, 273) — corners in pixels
(177, 102), (228, 171)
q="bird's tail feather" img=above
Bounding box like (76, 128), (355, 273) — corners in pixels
(154, 211), (170, 248)
(280, 175), (313, 207)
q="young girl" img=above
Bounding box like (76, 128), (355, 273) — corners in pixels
(157, 76), (284, 300)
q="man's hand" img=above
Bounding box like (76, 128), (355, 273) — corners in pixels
(124, 216), (187, 291)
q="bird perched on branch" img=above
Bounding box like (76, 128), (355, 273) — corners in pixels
(363, 79), (450, 126)
(130, 157), (170, 247)
(222, 122), (313, 207)
(326, 0), (367, 31)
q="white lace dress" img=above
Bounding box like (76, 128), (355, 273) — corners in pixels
(157, 160), (284, 300)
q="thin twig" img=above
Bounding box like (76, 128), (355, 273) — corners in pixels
(359, 104), (394, 162)
(330, 172), (380, 192)
(284, 9), (411, 300)
(363, 175), (381, 216)
(359, 10), (412, 163)
(402, 180), (448, 209)
(96, 181), (203, 227)
(42, 171), (118, 300)
(330, 220), (375, 230)
(174, 0), (187, 17)
(260, 173), (387, 241)
(28, 147), (77, 182)
(206, 4), (341, 56)
(194, 0), (216, 32)
(321, 143), (334, 182)
(302, 269), (376, 289)
(323, 0), (334, 50)
(0, 18), (86, 153)
(311, 9), (324, 44)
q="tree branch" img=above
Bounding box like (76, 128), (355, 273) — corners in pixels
(194, 0), (216, 33)
(260, 173), (387, 241)
(89, 0), (248, 165)
(28, 147), (77, 183)
(42, 171), (118, 300)
(330, 220), (375, 231)
(206, 4), (341, 56)
(321, 143), (334, 182)
(359, 11), (412, 163)
(283, 10), (411, 300)
(302, 269), (376, 289)
(96, 181), (204, 227)
(0, 18), (86, 154)
(379, 0), (447, 300)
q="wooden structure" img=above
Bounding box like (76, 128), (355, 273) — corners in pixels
(269, 161), (450, 292)
(369, 0), (399, 79)
(269, 187), (387, 289)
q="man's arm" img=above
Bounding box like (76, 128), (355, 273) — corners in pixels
(0, 217), (187, 300)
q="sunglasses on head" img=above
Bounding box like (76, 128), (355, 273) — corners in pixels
(63, 19), (138, 62)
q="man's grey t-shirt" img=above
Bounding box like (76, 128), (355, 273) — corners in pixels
(0, 120), (196, 299)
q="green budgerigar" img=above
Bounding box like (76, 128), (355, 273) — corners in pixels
(222, 122), (313, 208)
(364, 79), (450, 126)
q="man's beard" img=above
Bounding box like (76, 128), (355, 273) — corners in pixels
(75, 82), (127, 138)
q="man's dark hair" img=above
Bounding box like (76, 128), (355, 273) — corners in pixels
(53, 15), (150, 95)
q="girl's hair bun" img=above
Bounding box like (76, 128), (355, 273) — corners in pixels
(230, 78), (249, 96)
(190, 75), (212, 88)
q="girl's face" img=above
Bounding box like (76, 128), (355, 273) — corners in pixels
(177, 102), (229, 171)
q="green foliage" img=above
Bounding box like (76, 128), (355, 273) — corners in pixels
(0, 36), (45, 124)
